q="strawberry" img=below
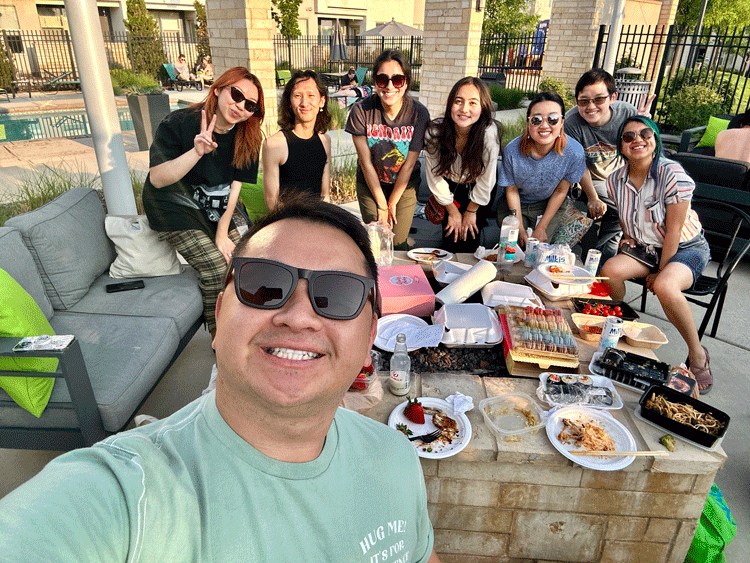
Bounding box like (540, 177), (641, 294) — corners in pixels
(403, 397), (425, 424)
(350, 364), (374, 391)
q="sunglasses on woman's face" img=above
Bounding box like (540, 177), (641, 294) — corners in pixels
(228, 85), (260, 113)
(529, 113), (561, 127)
(374, 73), (406, 89)
(226, 257), (376, 320)
(621, 127), (655, 143)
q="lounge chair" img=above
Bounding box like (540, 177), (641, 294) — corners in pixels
(41, 70), (81, 94)
(163, 63), (200, 91)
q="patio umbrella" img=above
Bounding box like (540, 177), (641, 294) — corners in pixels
(363, 18), (423, 37)
(330, 21), (349, 61)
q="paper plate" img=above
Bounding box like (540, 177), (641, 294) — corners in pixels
(546, 406), (636, 471)
(374, 314), (429, 352)
(388, 397), (472, 459)
(538, 263), (593, 284)
(407, 248), (453, 264)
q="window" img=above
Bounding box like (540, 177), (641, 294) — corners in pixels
(0, 4), (19, 29)
(37, 5), (67, 29)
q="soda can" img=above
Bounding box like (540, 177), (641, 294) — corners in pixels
(524, 238), (539, 268)
(597, 316), (624, 352)
(584, 249), (602, 276)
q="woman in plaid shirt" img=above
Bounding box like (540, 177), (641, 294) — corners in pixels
(601, 116), (713, 393)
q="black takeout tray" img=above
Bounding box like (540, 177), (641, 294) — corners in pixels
(572, 298), (639, 321)
(595, 348), (669, 391)
(639, 384), (730, 449)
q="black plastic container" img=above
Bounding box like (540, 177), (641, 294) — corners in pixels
(572, 298), (640, 321)
(595, 348), (669, 391)
(639, 384), (730, 449)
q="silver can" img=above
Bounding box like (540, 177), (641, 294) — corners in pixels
(597, 316), (624, 352)
(524, 238), (539, 268)
(584, 249), (602, 276)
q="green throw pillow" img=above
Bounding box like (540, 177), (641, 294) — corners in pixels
(695, 116), (730, 148)
(0, 269), (56, 418)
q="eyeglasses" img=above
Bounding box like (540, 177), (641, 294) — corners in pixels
(226, 257), (376, 320)
(529, 113), (561, 127)
(576, 95), (610, 107)
(374, 73), (406, 89)
(228, 85), (260, 113)
(621, 127), (655, 143)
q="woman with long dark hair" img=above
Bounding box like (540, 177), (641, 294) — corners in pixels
(142, 66), (264, 336)
(498, 91), (585, 248)
(424, 77), (501, 252)
(602, 116), (713, 392)
(345, 50), (430, 249)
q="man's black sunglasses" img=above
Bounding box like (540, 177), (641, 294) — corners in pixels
(229, 85), (260, 113)
(227, 258), (376, 320)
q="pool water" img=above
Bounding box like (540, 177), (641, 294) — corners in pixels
(0, 105), (182, 143)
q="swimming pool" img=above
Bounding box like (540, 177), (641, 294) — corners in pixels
(0, 104), (183, 143)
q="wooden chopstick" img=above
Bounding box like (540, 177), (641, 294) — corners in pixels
(549, 275), (610, 281)
(570, 450), (669, 457)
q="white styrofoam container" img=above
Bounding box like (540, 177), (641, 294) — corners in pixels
(431, 259), (472, 286)
(433, 303), (503, 347)
(481, 280), (543, 308)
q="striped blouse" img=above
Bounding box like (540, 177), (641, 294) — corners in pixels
(606, 159), (702, 247)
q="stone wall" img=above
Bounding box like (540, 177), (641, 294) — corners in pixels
(420, 0), (484, 118)
(206, 0), (278, 131)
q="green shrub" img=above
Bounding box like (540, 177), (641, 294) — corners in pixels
(489, 85), (525, 110)
(662, 68), (732, 114)
(537, 76), (575, 111)
(329, 155), (357, 203)
(327, 100), (349, 130)
(500, 115), (528, 149)
(0, 42), (12, 90)
(663, 84), (723, 132)
(110, 68), (163, 95)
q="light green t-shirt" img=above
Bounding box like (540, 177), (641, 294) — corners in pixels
(0, 394), (434, 563)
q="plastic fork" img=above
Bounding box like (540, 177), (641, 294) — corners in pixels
(408, 429), (442, 443)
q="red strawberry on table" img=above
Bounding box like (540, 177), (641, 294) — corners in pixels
(403, 397), (425, 425)
(350, 364), (374, 390)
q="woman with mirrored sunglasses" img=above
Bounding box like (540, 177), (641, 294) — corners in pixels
(143, 66), (264, 336)
(602, 115), (713, 393)
(424, 77), (502, 252)
(345, 49), (430, 249)
(497, 91), (586, 248)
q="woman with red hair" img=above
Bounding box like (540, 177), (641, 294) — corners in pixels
(143, 66), (264, 336)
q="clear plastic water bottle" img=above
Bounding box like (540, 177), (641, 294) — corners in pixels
(498, 209), (520, 272)
(389, 333), (411, 396)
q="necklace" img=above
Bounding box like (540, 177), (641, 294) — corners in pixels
(215, 123), (235, 134)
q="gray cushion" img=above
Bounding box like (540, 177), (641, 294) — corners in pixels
(5, 187), (115, 310)
(69, 268), (203, 338)
(0, 312), (179, 432)
(0, 227), (54, 320)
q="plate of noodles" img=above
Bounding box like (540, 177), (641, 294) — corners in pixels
(546, 406), (637, 471)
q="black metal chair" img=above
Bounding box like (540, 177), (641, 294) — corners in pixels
(632, 198), (750, 339)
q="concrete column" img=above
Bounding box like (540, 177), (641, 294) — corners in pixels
(420, 0), (485, 119)
(206, 0), (278, 133)
(543, 0), (607, 91)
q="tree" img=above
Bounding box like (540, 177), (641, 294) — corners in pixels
(124, 0), (166, 77)
(193, 0), (211, 58)
(676, 0), (750, 28)
(271, 0), (302, 38)
(0, 42), (12, 91)
(482, 0), (538, 36)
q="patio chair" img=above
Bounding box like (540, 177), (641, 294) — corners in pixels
(41, 70), (81, 94)
(276, 69), (291, 87)
(631, 198), (750, 339)
(355, 67), (367, 85)
(0, 88), (9, 102)
(163, 63), (200, 91)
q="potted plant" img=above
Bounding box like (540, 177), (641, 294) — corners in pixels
(112, 69), (170, 151)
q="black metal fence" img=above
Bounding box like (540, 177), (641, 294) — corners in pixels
(593, 25), (750, 120)
(478, 30), (547, 91)
(1, 28), (205, 89)
(273, 35), (423, 85)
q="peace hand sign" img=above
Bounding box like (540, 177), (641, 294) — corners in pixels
(195, 109), (219, 156)
(637, 93), (656, 119)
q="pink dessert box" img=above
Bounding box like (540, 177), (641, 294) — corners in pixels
(378, 264), (435, 317)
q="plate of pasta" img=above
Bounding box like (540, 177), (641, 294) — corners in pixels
(546, 406), (637, 471)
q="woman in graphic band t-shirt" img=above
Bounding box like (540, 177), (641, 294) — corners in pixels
(142, 67), (264, 336)
(345, 50), (430, 250)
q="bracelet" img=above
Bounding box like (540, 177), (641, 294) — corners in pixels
(465, 209), (477, 214)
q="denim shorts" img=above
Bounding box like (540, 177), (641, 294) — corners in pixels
(655, 234), (711, 288)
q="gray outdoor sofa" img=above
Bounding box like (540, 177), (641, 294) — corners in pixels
(0, 187), (203, 450)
